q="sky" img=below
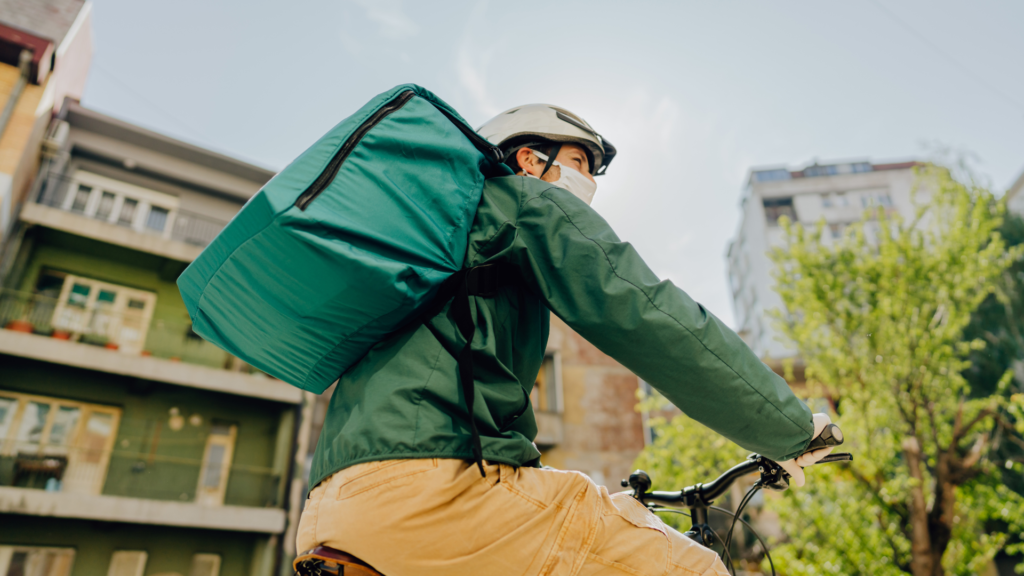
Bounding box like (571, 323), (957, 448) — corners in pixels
(81, 0), (1024, 328)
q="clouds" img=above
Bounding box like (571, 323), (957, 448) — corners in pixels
(456, 0), (501, 121)
(351, 0), (418, 40)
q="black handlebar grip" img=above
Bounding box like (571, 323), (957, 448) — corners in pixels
(805, 423), (844, 452)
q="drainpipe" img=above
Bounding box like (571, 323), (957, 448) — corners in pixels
(0, 50), (33, 141)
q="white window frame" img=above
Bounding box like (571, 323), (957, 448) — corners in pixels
(195, 424), (237, 507)
(107, 551), (147, 576)
(50, 273), (157, 355)
(190, 553), (222, 576)
(0, 545), (76, 576)
(0, 391), (121, 496)
(61, 170), (180, 239)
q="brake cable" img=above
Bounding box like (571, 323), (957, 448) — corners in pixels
(654, 483), (776, 576)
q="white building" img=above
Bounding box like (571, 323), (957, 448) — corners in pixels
(1008, 168), (1024, 216)
(726, 159), (921, 360)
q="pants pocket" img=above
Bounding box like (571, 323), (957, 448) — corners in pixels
(336, 458), (439, 501)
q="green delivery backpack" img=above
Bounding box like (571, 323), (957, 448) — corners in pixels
(177, 84), (511, 396)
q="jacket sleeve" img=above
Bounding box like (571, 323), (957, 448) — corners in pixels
(507, 181), (813, 461)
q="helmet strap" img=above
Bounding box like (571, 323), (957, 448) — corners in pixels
(539, 143), (562, 178)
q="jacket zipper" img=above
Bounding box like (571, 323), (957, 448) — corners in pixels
(295, 90), (416, 210)
(294, 90), (505, 211)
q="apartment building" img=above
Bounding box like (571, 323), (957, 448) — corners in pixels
(726, 159), (921, 361)
(0, 0), (93, 241)
(0, 99), (305, 576)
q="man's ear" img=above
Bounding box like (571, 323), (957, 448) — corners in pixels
(515, 148), (535, 175)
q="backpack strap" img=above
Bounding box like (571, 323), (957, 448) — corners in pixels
(419, 263), (519, 477)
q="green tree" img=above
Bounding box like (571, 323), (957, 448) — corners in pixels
(963, 211), (1024, 398)
(765, 164), (1024, 576)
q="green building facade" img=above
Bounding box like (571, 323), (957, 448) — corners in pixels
(0, 99), (308, 576)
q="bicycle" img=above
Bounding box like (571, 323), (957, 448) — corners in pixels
(622, 423), (851, 575)
(294, 425), (851, 576)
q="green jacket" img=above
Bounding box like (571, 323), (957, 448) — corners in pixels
(308, 176), (813, 491)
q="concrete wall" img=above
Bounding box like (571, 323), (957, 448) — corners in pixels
(0, 61), (51, 237)
(65, 124), (268, 203)
(0, 515), (262, 576)
(15, 228), (229, 366)
(539, 316), (646, 488)
(3, 355), (289, 507)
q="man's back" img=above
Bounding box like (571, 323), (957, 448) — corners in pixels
(309, 174), (812, 493)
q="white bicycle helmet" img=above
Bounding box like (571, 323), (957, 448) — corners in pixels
(477, 104), (617, 176)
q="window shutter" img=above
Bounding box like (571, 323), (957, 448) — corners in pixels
(107, 551), (147, 576)
(189, 554), (221, 576)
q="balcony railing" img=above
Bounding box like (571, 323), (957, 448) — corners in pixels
(34, 172), (228, 249)
(0, 442), (282, 507)
(0, 288), (260, 374)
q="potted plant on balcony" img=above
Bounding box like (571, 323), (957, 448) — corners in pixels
(4, 319), (34, 333)
(51, 329), (71, 340)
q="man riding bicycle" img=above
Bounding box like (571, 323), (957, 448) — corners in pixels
(295, 103), (836, 576)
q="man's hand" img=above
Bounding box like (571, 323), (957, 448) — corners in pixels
(778, 413), (834, 487)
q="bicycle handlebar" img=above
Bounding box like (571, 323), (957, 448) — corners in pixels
(625, 424), (852, 508)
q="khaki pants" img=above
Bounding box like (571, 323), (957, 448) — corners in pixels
(297, 459), (729, 576)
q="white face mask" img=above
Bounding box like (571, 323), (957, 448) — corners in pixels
(524, 150), (598, 205)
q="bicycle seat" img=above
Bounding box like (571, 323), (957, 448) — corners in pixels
(294, 546), (382, 576)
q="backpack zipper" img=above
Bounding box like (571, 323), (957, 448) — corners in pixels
(295, 90), (416, 210)
(432, 107), (504, 165)
(294, 90), (504, 211)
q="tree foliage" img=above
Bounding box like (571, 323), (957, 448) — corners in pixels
(633, 164), (1024, 575)
(766, 165), (1024, 576)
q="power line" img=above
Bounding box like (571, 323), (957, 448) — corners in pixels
(865, 0), (1024, 117)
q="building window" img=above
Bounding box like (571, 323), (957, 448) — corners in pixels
(45, 272), (157, 355)
(861, 191), (893, 209)
(531, 354), (562, 414)
(190, 554), (221, 576)
(60, 171), (178, 239)
(146, 206), (169, 232)
(70, 185), (92, 213)
(95, 191), (116, 221)
(0, 392), (119, 495)
(0, 546), (75, 576)
(107, 551), (147, 576)
(821, 193), (832, 208)
(752, 169), (790, 183)
(829, 223), (844, 239)
(196, 423), (237, 506)
(803, 164), (838, 178)
(116, 198), (138, 227)
(763, 197), (796, 225)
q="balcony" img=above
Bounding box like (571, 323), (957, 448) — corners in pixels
(0, 393), (286, 532)
(26, 171), (229, 262)
(0, 487), (285, 533)
(0, 289), (300, 403)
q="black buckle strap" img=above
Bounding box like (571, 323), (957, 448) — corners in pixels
(429, 263), (518, 477)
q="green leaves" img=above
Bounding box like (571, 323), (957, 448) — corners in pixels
(635, 164), (1024, 574)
